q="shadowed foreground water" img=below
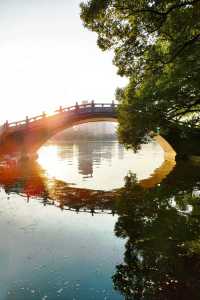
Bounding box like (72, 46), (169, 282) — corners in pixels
(0, 139), (200, 300)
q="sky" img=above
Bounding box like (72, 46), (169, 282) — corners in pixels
(0, 0), (127, 123)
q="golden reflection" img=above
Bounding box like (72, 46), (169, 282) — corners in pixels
(0, 132), (179, 216)
(37, 141), (166, 191)
(0, 158), (116, 213)
(0, 158), (47, 197)
(139, 157), (176, 188)
(139, 135), (177, 189)
(0, 138), (177, 213)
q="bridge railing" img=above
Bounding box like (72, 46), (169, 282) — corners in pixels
(2, 101), (117, 130)
(7, 113), (46, 128)
(54, 102), (117, 113)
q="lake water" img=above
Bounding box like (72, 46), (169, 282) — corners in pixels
(37, 140), (164, 190)
(0, 138), (200, 300)
(0, 193), (123, 300)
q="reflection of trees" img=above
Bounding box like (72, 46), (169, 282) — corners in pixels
(113, 162), (200, 300)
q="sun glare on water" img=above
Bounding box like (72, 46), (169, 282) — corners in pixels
(38, 140), (165, 191)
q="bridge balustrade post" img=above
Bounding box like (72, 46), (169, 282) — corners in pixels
(4, 120), (9, 129)
(26, 116), (29, 126)
(75, 102), (79, 112)
(91, 100), (95, 112)
(59, 106), (63, 113)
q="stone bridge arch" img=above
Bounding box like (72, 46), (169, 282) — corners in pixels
(0, 102), (176, 162)
(0, 102), (178, 188)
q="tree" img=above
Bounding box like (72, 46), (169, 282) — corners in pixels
(80, 0), (200, 150)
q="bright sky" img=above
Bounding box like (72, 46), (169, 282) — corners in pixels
(0, 0), (127, 123)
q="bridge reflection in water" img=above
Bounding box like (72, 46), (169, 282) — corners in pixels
(0, 141), (175, 215)
(0, 144), (200, 299)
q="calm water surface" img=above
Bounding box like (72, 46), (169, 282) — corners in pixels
(0, 139), (200, 300)
(0, 192), (124, 300)
(38, 140), (164, 190)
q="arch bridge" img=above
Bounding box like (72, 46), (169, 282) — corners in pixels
(0, 101), (176, 160)
(0, 102), (118, 156)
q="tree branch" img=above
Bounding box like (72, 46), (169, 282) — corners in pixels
(164, 33), (200, 64)
(113, 0), (200, 17)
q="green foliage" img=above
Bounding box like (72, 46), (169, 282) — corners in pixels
(81, 0), (200, 76)
(113, 162), (200, 299)
(81, 0), (200, 150)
